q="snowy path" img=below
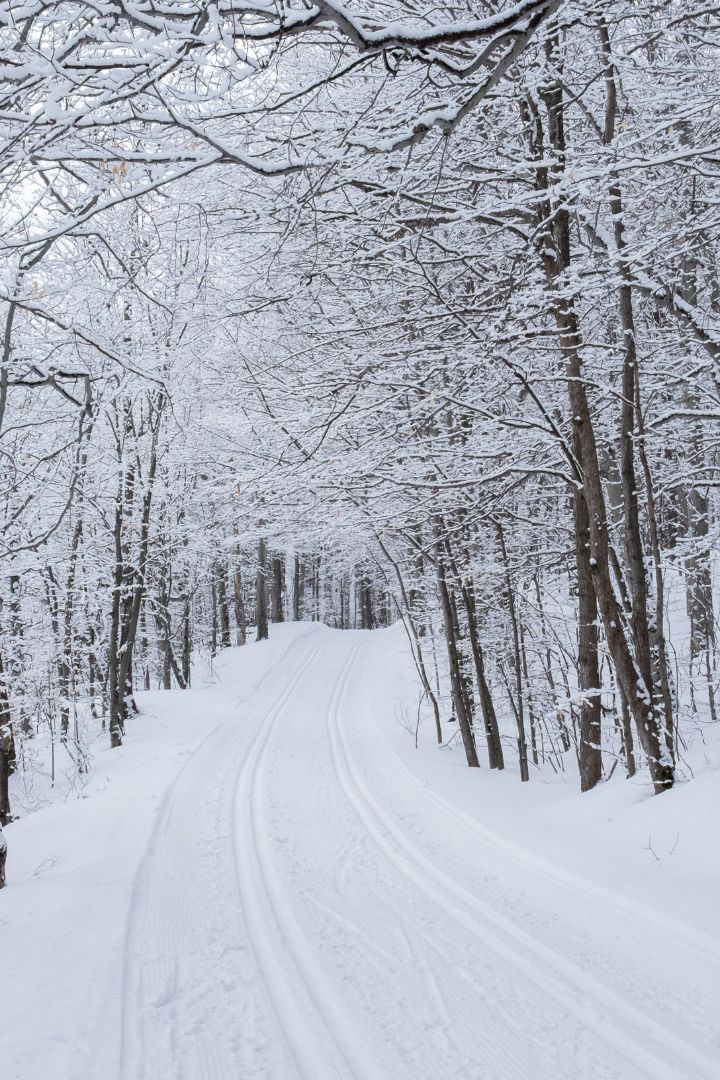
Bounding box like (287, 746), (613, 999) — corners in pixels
(119, 626), (720, 1080)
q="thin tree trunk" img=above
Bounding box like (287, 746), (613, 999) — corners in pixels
(574, 487), (603, 791)
(217, 562), (231, 648)
(462, 581), (504, 769)
(210, 580), (218, 658)
(496, 523), (529, 782)
(256, 537), (269, 642)
(433, 522), (479, 768)
(600, 20), (673, 761)
(374, 529), (443, 744)
(181, 596), (192, 686)
(0, 650), (15, 825)
(270, 555), (284, 623)
(233, 553), (247, 646)
(292, 554), (302, 621)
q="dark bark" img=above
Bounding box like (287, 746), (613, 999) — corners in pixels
(292, 554), (302, 621)
(600, 23), (673, 759)
(0, 651), (15, 826)
(270, 555), (284, 623)
(156, 561), (173, 689)
(463, 582), (504, 769)
(530, 51), (673, 792)
(216, 562), (232, 648)
(519, 617), (539, 767)
(312, 554), (321, 621)
(108, 473), (125, 748)
(256, 537), (269, 641)
(210, 580), (218, 658)
(433, 523), (479, 768)
(359, 575), (374, 630)
(496, 523), (529, 782)
(181, 597), (192, 686)
(109, 391), (164, 746)
(574, 487), (603, 791)
(233, 554), (247, 646)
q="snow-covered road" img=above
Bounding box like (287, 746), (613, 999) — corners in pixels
(117, 626), (720, 1080)
(4, 623), (720, 1079)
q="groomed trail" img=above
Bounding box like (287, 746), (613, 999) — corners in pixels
(119, 625), (720, 1080)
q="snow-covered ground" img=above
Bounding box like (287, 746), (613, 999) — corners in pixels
(4, 622), (720, 1079)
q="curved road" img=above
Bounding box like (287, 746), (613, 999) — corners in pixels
(120, 627), (720, 1080)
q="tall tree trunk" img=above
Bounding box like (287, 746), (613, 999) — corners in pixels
(358, 575), (374, 630)
(109, 472), (125, 748)
(216, 562), (231, 648)
(531, 49), (673, 791)
(600, 20), (674, 758)
(433, 522), (479, 768)
(313, 554), (321, 621)
(181, 596), (192, 686)
(292, 554), (302, 621)
(574, 487), (603, 791)
(270, 555), (284, 623)
(210, 580), (218, 658)
(256, 537), (269, 642)
(109, 391), (164, 746)
(233, 554), (247, 646)
(461, 580), (504, 769)
(0, 650), (15, 826)
(496, 523), (529, 782)
(156, 560), (173, 689)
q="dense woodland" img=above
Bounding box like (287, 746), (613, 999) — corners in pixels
(2, 0), (720, 822)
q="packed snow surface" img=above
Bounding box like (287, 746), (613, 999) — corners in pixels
(4, 623), (720, 1079)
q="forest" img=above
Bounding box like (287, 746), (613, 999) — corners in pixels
(2, 4), (720, 1078)
(3, 0), (718, 809)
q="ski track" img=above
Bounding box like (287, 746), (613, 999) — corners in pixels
(232, 638), (369, 1080)
(364, 687), (720, 964)
(349, 634), (720, 1066)
(119, 628), (720, 1080)
(119, 630), (325, 1080)
(328, 638), (720, 1080)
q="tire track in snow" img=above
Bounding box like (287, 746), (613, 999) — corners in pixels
(321, 639), (531, 1080)
(232, 637), (377, 1080)
(328, 639), (720, 1080)
(118, 629), (324, 1080)
(364, 689), (720, 1052)
(364, 683), (720, 965)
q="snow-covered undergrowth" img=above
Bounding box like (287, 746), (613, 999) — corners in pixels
(373, 624), (720, 939)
